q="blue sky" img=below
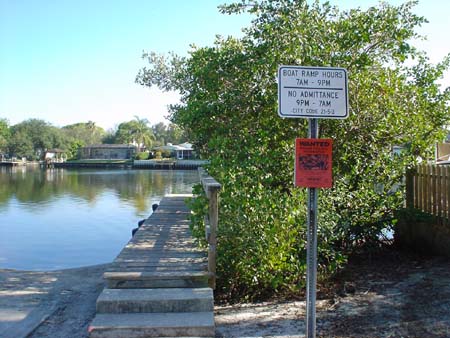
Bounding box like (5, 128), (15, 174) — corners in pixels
(0, 0), (449, 130)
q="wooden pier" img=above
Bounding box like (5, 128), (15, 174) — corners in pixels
(0, 160), (25, 167)
(89, 184), (220, 337)
(133, 159), (210, 170)
(104, 195), (210, 289)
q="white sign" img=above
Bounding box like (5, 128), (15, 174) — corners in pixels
(278, 66), (348, 119)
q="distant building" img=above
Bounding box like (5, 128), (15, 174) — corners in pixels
(79, 144), (136, 160)
(44, 149), (66, 162)
(154, 142), (194, 160)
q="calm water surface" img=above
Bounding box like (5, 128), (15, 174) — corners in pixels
(0, 166), (198, 271)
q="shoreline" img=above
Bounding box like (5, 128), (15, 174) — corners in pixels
(0, 263), (110, 338)
(0, 262), (111, 273)
(1, 251), (450, 337)
(1, 159), (208, 170)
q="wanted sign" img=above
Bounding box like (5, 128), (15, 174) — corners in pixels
(295, 138), (333, 188)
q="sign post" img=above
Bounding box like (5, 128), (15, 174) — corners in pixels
(306, 118), (318, 338)
(278, 65), (348, 338)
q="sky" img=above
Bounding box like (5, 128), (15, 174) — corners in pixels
(0, 0), (449, 131)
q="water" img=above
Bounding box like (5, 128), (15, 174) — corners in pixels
(0, 166), (199, 271)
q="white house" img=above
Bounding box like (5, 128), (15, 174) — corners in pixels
(154, 142), (194, 160)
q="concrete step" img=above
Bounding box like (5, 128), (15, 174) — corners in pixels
(106, 264), (208, 273)
(88, 312), (214, 338)
(96, 288), (214, 314)
(104, 271), (210, 289)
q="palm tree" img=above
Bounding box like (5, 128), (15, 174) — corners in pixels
(132, 116), (155, 152)
(86, 121), (98, 144)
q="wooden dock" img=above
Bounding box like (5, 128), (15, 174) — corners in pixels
(0, 160), (25, 167)
(89, 194), (215, 338)
(133, 159), (210, 170)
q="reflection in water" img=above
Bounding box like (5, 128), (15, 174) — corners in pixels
(0, 167), (198, 270)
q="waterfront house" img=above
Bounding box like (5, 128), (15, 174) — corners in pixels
(79, 144), (136, 160)
(44, 149), (66, 162)
(154, 142), (195, 160)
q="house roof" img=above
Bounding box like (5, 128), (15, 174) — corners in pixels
(45, 148), (65, 153)
(154, 142), (193, 151)
(178, 142), (193, 150)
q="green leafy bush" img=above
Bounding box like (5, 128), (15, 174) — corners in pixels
(161, 150), (173, 159)
(138, 0), (450, 300)
(135, 151), (149, 160)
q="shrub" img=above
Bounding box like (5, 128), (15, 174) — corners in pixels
(161, 150), (173, 159)
(135, 151), (149, 160)
(139, 0), (450, 301)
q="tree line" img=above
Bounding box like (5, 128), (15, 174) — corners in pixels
(0, 116), (187, 160)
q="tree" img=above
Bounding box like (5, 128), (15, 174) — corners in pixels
(62, 121), (106, 146)
(138, 0), (450, 300)
(8, 119), (68, 160)
(115, 116), (155, 151)
(152, 122), (168, 146)
(167, 123), (187, 145)
(102, 128), (117, 144)
(132, 116), (155, 151)
(0, 118), (10, 153)
(152, 122), (188, 146)
(66, 140), (85, 160)
(8, 129), (34, 159)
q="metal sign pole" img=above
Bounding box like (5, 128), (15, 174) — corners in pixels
(278, 65), (348, 338)
(306, 118), (318, 338)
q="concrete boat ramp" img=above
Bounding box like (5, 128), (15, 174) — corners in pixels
(88, 194), (215, 338)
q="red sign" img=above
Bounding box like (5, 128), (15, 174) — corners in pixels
(295, 138), (333, 188)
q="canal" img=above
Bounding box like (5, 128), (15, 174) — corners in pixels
(0, 166), (198, 270)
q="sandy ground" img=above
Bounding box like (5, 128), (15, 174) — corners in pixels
(1, 250), (450, 338)
(0, 264), (106, 338)
(215, 258), (450, 337)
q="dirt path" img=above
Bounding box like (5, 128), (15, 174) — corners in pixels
(323, 253), (450, 337)
(215, 251), (450, 338)
(318, 261), (450, 337)
(1, 250), (449, 338)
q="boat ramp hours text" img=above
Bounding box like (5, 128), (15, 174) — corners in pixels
(282, 69), (344, 79)
(278, 66), (348, 119)
(282, 69), (345, 115)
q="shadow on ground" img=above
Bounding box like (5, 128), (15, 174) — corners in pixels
(0, 264), (107, 338)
